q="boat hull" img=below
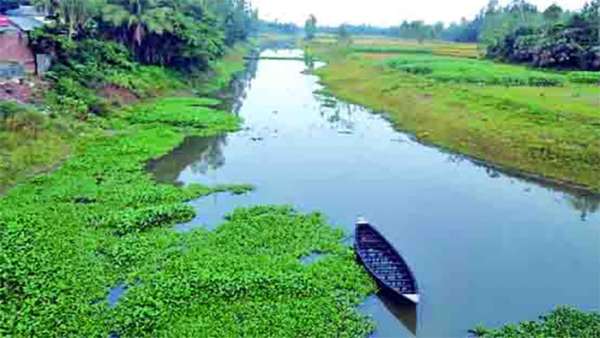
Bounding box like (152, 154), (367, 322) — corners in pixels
(355, 221), (420, 304)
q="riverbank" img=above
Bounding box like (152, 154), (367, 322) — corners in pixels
(312, 42), (600, 193)
(0, 43), (250, 194)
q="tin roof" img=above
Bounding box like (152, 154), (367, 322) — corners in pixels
(7, 16), (44, 32)
(5, 6), (45, 17)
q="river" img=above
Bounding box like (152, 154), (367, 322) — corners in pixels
(148, 50), (600, 337)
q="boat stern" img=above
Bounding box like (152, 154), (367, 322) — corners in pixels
(404, 294), (420, 304)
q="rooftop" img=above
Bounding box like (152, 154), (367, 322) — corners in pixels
(5, 6), (45, 17)
(8, 16), (44, 31)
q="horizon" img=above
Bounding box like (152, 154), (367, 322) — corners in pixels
(253, 0), (592, 26)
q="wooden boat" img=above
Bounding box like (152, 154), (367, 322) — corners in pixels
(355, 219), (420, 304)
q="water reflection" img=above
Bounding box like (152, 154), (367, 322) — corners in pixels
(147, 135), (227, 186)
(360, 289), (418, 337)
(377, 288), (418, 336)
(444, 152), (600, 219)
(566, 193), (600, 221)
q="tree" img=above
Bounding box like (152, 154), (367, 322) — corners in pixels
(102, 0), (174, 57)
(337, 23), (351, 44)
(412, 21), (427, 43)
(543, 4), (563, 22)
(60, 0), (105, 40)
(0, 0), (19, 14)
(433, 22), (445, 39)
(305, 14), (317, 40)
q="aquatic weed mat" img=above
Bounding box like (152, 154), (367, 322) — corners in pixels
(0, 96), (376, 336)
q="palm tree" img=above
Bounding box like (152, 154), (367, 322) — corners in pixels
(102, 0), (174, 51)
(32, 0), (104, 40)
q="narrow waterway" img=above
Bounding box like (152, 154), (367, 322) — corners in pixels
(149, 50), (600, 337)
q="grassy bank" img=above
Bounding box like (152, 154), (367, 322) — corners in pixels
(313, 42), (600, 192)
(0, 48), (377, 336)
(0, 102), (72, 194)
(0, 43), (250, 194)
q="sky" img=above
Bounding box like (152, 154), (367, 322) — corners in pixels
(252, 0), (591, 26)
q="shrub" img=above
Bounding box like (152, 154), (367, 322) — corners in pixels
(0, 102), (46, 133)
(568, 72), (600, 84)
(472, 307), (600, 337)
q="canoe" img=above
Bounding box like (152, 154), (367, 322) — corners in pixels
(355, 219), (420, 304)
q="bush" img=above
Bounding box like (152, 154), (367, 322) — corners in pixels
(568, 72), (600, 84)
(472, 307), (600, 337)
(0, 101), (25, 121)
(0, 102), (46, 132)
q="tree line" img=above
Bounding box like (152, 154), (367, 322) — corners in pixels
(0, 0), (259, 71)
(390, 0), (599, 71)
(287, 0), (599, 71)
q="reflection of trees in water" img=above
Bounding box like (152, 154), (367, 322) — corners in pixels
(565, 193), (600, 221)
(444, 153), (600, 219)
(189, 136), (227, 175)
(315, 95), (357, 131)
(218, 58), (259, 115)
(147, 135), (227, 186)
(304, 53), (315, 73)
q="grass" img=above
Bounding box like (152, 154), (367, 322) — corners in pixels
(196, 44), (253, 94)
(0, 102), (72, 193)
(471, 306), (600, 337)
(314, 43), (600, 192)
(0, 45), (251, 196)
(336, 37), (480, 59)
(384, 54), (566, 86)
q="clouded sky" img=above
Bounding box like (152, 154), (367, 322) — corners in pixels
(252, 0), (591, 26)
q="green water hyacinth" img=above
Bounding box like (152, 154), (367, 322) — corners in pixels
(0, 94), (376, 336)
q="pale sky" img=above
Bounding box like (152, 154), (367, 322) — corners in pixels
(253, 0), (591, 26)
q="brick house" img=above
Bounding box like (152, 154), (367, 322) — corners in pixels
(0, 6), (45, 76)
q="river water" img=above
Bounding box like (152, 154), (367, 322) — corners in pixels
(148, 50), (600, 337)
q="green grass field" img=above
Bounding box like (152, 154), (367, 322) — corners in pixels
(314, 40), (600, 191)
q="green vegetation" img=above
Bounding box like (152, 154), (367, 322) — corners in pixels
(303, 1), (599, 71)
(344, 39), (480, 59)
(30, 0), (259, 68)
(0, 0), (259, 192)
(471, 307), (600, 337)
(124, 97), (240, 128)
(314, 42), (600, 191)
(481, 1), (599, 71)
(0, 90), (377, 335)
(385, 54), (565, 86)
(0, 102), (71, 193)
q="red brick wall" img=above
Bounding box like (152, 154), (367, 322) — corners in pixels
(0, 32), (35, 73)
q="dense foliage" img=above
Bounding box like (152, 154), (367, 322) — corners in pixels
(423, 0), (600, 71)
(308, 0), (600, 71)
(0, 0), (19, 13)
(483, 0), (600, 71)
(471, 306), (600, 337)
(23, 0), (260, 123)
(29, 0), (258, 69)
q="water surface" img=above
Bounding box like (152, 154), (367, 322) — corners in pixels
(150, 50), (600, 337)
